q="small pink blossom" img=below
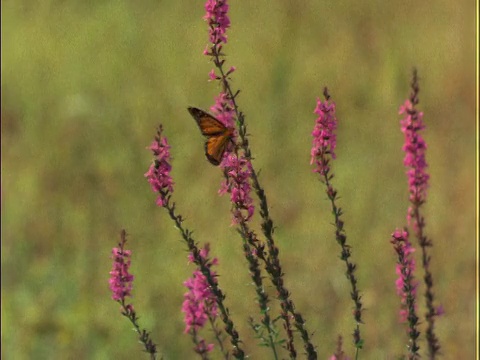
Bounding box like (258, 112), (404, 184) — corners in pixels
(311, 96), (338, 175)
(208, 69), (218, 81)
(194, 339), (214, 356)
(145, 125), (174, 207)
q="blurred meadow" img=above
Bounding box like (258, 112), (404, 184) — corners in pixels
(1, 1), (477, 359)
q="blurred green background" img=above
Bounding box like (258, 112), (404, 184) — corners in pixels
(1, 1), (476, 359)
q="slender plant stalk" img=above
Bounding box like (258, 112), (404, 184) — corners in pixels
(323, 180), (363, 352)
(403, 69), (440, 358)
(223, 148), (281, 359)
(239, 230), (280, 360)
(210, 45), (317, 360)
(391, 230), (421, 360)
(207, 314), (230, 359)
(161, 193), (246, 359)
(110, 230), (158, 360)
(121, 303), (158, 360)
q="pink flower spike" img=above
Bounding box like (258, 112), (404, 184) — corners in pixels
(182, 245), (219, 334)
(145, 125), (174, 207)
(109, 230), (134, 303)
(204, 0), (230, 46)
(399, 98), (429, 218)
(310, 90), (338, 176)
(219, 152), (255, 224)
(208, 69), (218, 81)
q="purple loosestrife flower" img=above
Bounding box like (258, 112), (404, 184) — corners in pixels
(182, 269), (218, 333)
(209, 93), (236, 130)
(182, 245), (218, 354)
(219, 152), (255, 224)
(311, 97), (338, 176)
(399, 99), (429, 227)
(109, 231), (158, 357)
(145, 125), (174, 207)
(109, 232), (134, 303)
(204, 0), (230, 46)
(204, 0), (235, 89)
(391, 229), (419, 323)
(400, 71), (441, 357)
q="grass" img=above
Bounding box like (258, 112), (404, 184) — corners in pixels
(1, 1), (476, 359)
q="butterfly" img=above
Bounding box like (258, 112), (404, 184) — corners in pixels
(188, 107), (234, 165)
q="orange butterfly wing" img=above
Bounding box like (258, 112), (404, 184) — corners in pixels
(188, 107), (234, 165)
(205, 130), (233, 165)
(188, 107), (227, 135)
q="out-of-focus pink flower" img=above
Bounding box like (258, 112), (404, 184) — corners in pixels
(311, 98), (337, 175)
(208, 69), (218, 81)
(109, 232), (134, 302)
(435, 305), (445, 316)
(194, 339), (214, 355)
(145, 125), (174, 207)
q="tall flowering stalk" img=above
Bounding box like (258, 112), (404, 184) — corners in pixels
(145, 125), (245, 359)
(210, 90), (282, 359)
(220, 137), (284, 359)
(391, 229), (420, 359)
(399, 69), (441, 358)
(202, 1), (317, 358)
(182, 244), (224, 359)
(310, 88), (364, 355)
(109, 230), (158, 359)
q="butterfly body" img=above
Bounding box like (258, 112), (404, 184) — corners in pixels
(188, 107), (234, 165)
